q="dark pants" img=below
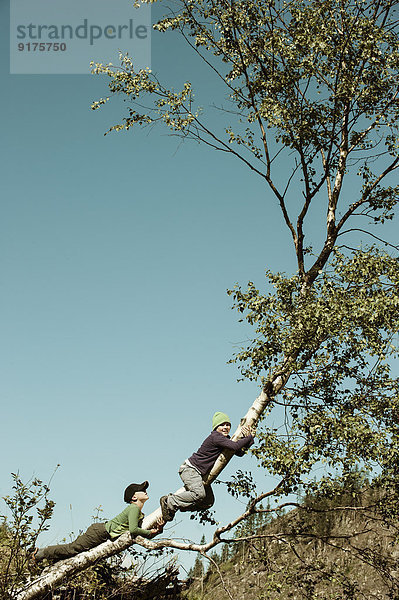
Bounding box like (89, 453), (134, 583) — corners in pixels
(36, 522), (110, 561)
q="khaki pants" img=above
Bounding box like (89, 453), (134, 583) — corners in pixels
(168, 463), (215, 513)
(36, 522), (110, 561)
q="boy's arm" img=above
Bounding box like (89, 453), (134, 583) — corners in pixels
(235, 425), (256, 456)
(128, 505), (157, 538)
(214, 433), (254, 453)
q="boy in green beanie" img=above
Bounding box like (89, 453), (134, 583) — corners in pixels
(160, 412), (254, 521)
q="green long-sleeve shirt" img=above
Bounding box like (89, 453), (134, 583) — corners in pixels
(105, 503), (152, 540)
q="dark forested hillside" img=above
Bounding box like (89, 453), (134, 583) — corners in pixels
(184, 487), (399, 600)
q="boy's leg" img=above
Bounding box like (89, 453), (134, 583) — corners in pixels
(36, 523), (110, 561)
(167, 464), (207, 513)
(195, 484), (215, 511)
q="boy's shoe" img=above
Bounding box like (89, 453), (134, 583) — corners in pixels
(160, 496), (174, 522)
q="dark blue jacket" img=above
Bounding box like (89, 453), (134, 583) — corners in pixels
(188, 430), (254, 475)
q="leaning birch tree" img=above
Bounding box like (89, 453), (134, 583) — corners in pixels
(15, 0), (399, 597)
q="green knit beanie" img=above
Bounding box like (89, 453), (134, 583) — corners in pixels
(212, 411), (231, 430)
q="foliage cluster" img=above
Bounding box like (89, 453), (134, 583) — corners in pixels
(0, 473), (55, 600)
(231, 246), (399, 501)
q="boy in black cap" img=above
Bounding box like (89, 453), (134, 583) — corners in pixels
(33, 481), (164, 563)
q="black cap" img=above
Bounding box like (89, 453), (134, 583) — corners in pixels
(124, 481), (149, 503)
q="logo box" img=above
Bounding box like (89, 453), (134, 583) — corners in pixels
(10, 0), (151, 74)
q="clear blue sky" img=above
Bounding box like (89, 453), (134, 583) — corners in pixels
(1, 0), (397, 574)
